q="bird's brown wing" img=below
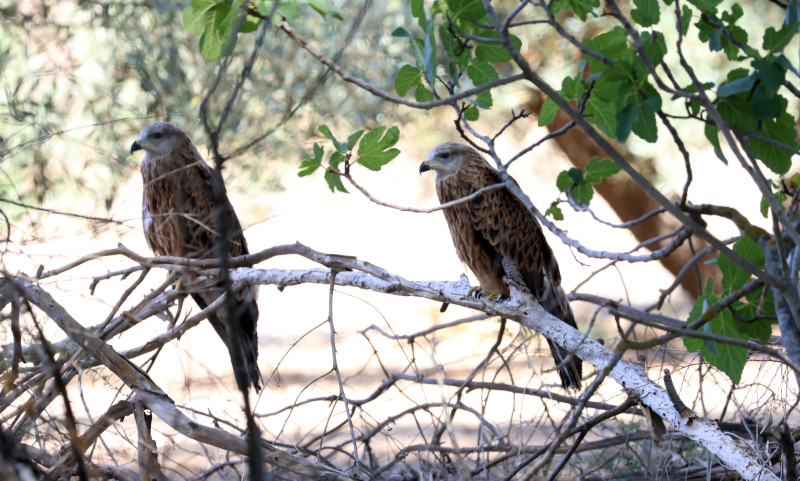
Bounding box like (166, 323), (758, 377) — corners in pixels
(437, 174), (508, 297)
(459, 159), (583, 389)
(143, 156), (261, 390)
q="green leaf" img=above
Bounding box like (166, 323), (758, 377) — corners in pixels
(539, 97), (560, 127)
(325, 151), (348, 193)
(545, 202), (564, 220)
(475, 33), (522, 62)
(704, 309), (749, 384)
(392, 27), (412, 38)
(240, 15), (261, 33)
(748, 112), (797, 175)
(357, 126), (401, 171)
(631, 0), (660, 27)
(329, 151), (343, 169)
(709, 28), (723, 52)
(584, 157), (620, 184)
(561, 75), (586, 100)
(752, 89), (782, 121)
(411, 0), (427, 29)
(718, 237), (759, 291)
(318, 124), (347, 152)
(198, 6), (233, 60)
(325, 170), (348, 193)
(298, 143), (324, 177)
(467, 58), (500, 86)
(721, 3), (743, 22)
(683, 285), (749, 385)
(760, 196), (769, 217)
(717, 74), (756, 98)
(753, 57), (787, 93)
(395, 64), (423, 96)
(761, 189), (787, 217)
(684, 283), (715, 352)
(687, 0), (722, 15)
(463, 105), (480, 121)
(551, 0), (600, 20)
(763, 25), (797, 53)
(305, 0), (343, 20)
(567, 167), (585, 185)
(723, 26), (748, 60)
(409, 38), (425, 70)
(268, 0), (300, 24)
(415, 86), (434, 102)
(642, 31), (668, 66)
(572, 183), (594, 205)
(183, 0), (241, 61)
(556, 171), (574, 192)
(446, 0), (486, 22)
(583, 27), (628, 61)
(317, 124), (337, 142)
(733, 308), (773, 341)
(585, 97), (618, 137)
(718, 96), (757, 131)
(183, 0), (214, 36)
(787, 0), (799, 24)
(616, 103), (638, 142)
(474, 90), (493, 108)
(704, 123), (726, 163)
(346, 130), (364, 150)
(632, 113), (658, 142)
(732, 279), (773, 342)
(741, 241), (765, 270)
(681, 5), (693, 34)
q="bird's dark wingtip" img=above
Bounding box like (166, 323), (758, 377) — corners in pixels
(130, 141), (142, 154)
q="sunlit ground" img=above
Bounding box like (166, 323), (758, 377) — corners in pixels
(3, 114), (793, 478)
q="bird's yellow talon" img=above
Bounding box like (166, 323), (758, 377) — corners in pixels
(466, 286), (502, 301)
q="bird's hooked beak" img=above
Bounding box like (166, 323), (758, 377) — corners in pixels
(130, 140), (142, 154)
(419, 156), (440, 174)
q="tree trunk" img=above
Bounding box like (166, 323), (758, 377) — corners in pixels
(525, 93), (720, 298)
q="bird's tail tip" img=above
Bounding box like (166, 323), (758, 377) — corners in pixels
(548, 339), (583, 390)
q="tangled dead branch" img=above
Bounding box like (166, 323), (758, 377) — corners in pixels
(0, 242), (790, 480)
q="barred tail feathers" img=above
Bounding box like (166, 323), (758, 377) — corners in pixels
(539, 283), (583, 390)
(192, 292), (262, 391)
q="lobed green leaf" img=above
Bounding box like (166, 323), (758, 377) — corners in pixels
(631, 0), (660, 27)
(395, 65), (423, 96)
(584, 157), (620, 184)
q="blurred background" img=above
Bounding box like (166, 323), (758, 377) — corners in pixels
(1, 0), (794, 478)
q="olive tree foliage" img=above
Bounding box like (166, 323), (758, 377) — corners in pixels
(3, 0), (800, 480)
(0, 0), (407, 220)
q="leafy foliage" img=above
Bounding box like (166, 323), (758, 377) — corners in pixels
(552, 157), (621, 208)
(684, 236), (774, 384)
(183, 0), (341, 60)
(298, 125), (400, 193)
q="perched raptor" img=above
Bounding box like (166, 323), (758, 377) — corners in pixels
(420, 142), (582, 389)
(131, 122), (261, 390)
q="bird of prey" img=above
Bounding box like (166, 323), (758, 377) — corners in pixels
(131, 121), (261, 391)
(420, 142), (582, 389)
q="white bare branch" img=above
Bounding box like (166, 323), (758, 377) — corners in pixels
(223, 263), (779, 481)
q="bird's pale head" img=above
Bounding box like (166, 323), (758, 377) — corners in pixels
(419, 142), (478, 180)
(131, 122), (190, 158)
